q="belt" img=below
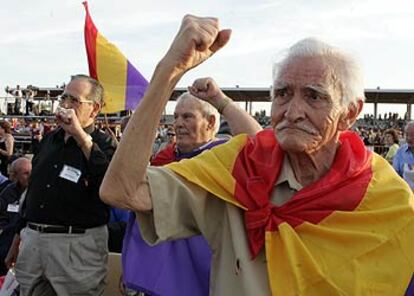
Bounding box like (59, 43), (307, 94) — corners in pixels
(28, 223), (86, 234)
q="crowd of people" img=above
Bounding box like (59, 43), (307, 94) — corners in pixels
(0, 14), (412, 296)
(3, 112), (410, 161)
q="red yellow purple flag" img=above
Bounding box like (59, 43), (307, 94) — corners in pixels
(83, 1), (148, 113)
(167, 130), (414, 295)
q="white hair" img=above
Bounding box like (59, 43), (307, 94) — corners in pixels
(176, 92), (221, 135)
(10, 157), (31, 175)
(404, 121), (414, 133)
(272, 38), (365, 108)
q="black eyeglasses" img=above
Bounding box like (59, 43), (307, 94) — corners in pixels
(59, 93), (94, 105)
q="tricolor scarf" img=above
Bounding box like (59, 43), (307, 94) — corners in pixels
(167, 129), (414, 295)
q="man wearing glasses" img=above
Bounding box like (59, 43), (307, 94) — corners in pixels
(13, 74), (117, 295)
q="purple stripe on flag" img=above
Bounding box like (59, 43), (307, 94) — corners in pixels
(125, 60), (148, 110)
(406, 276), (414, 296)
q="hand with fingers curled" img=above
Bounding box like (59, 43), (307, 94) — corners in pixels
(56, 106), (72, 125)
(188, 77), (229, 110)
(55, 106), (86, 141)
(162, 15), (231, 74)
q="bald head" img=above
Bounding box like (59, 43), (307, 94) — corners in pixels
(174, 93), (220, 153)
(10, 157), (32, 188)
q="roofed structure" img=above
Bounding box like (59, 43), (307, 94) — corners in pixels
(4, 85), (414, 117)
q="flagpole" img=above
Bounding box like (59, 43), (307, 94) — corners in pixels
(103, 113), (119, 145)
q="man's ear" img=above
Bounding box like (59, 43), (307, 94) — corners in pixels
(207, 114), (216, 131)
(90, 102), (101, 118)
(338, 100), (363, 131)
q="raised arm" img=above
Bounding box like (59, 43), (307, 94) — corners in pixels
(100, 15), (231, 211)
(189, 77), (262, 136)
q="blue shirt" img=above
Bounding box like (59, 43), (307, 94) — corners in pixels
(0, 173), (8, 186)
(109, 207), (129, 223)
(393, 144), (414, 188)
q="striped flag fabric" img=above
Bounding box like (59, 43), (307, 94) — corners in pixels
(166, 130), (414, 295)
(83, 1), (148, 113)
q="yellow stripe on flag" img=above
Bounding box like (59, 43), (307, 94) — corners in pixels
(96, 33), (127, 113)
(167, 134), (249, 210)
(265, 154), (414, 295)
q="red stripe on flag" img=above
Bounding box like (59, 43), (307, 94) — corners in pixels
(83, 1), (98, 79)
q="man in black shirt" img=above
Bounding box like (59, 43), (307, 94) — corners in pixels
(14, 75), (117, 296)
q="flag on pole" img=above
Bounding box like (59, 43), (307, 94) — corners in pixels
(83, 1), (148, 113)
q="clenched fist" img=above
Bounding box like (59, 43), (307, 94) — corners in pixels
(163, 15), (231, 74)
(188, 77), (228, 109)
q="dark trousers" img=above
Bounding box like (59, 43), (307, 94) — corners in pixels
(0, 230), (15, 275)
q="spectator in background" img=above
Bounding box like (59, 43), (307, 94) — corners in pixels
(383, 128), (399, 164)
(157, 127), (176, 153)
(24, 88), (36, 116)
(31, 121), (43, 155)
(0, 172), (11, 194)
(393, 121), (414, 190)
(0, 158), (31, 275)
(12, 85), (22, 115)
(158, 124), (168, 138)
(14, 74), (117, 296)
(0, 121), (14, 177)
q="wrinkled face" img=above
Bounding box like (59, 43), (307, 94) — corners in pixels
(271, 56), (347, 154)
(174, 99), (214, 154)
(59, 78), (98, 128)
(405, 125), (414, 149)
(16, 162), (32, 189)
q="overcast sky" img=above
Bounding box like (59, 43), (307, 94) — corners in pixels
(1, 0), (414, 115)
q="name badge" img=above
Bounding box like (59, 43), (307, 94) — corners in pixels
(59, 165), (82, 183)
(7, 204), (19, 213)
